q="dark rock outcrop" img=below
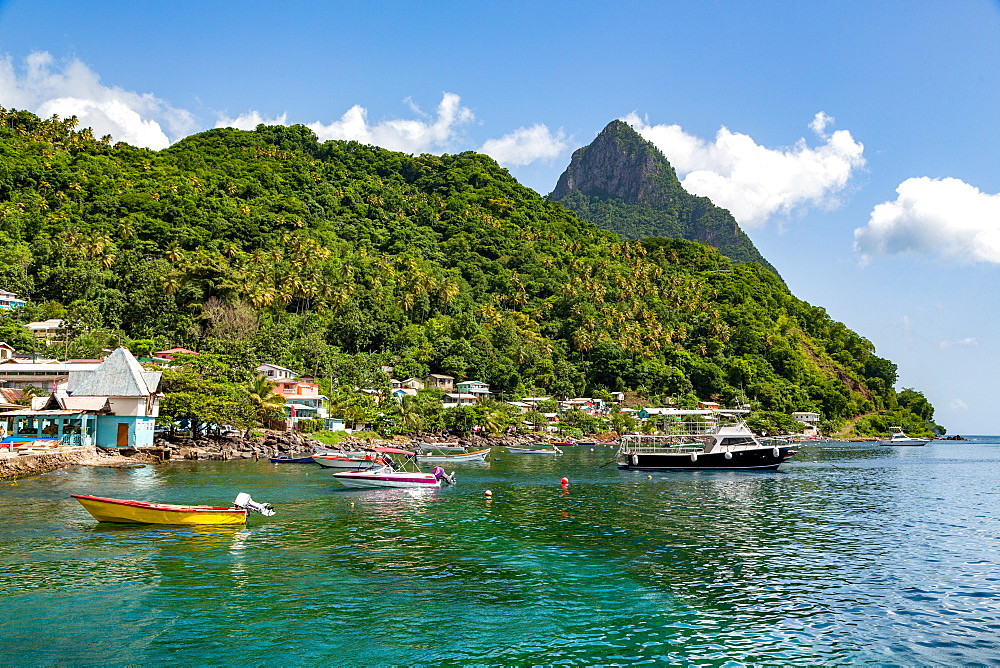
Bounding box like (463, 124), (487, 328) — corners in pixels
(550, 120), (779, 277)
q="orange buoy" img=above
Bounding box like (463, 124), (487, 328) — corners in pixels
(560, 477), (569, 486)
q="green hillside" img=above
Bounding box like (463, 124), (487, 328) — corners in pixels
(0, 107), (939, 435)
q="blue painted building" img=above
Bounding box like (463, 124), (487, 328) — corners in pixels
(0, 290), (26, 311)
(1, 347), (162, 449)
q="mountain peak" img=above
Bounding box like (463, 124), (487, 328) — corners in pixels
(549, 119), (779, 277)
(551, 120), (681, 205)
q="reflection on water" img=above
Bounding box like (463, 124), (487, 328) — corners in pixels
(3, 441), (1000, 664)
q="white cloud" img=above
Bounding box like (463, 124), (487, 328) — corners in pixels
(0, 52), (564, 168)
(0, 51), (195, 148)
(853, 177), (1000, 263)
(479, 124), (568, 166)
(949, 398), (969, 412)
(939, 337), (979, 348)
(216, 110), (289, 130)
(305, 92), (475, 154)
(621, 111), (866, 228)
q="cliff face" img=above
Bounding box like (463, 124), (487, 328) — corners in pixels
(550, 120), (779, 277)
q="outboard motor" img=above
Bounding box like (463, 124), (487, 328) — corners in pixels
(233, 492), (276, 516)
(432, 466), (456, 485)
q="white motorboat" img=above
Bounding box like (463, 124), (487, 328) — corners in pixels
(415, 442), (466, 453)
(417, 448), (490, 463)
(507, 445), (562, 455)
(616, 410), (795, 471)
(312, 451), (388, 469)
(878, 428), (928, 447)
(332, 447), (455, 488)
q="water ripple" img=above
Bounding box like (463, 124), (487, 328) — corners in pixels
(4, 442), (1000, 663)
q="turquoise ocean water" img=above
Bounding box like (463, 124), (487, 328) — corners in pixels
(3, 438), (1000, 664)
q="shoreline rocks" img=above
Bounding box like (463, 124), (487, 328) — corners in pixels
(0, 445), (158, 480)
(0, 429), (617, 480)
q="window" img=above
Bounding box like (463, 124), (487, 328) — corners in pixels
(15, 417), (39, 435)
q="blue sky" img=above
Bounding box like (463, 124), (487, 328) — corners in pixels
(1, 1), (998, 432)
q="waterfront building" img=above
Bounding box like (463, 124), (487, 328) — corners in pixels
(400, 377), (425, 390)
(1, 347), (161, 449)
(443, 393), (478, 408)
(154, 348), (199, 361)
(0, 359), (102, 391)
(792, 411), (821, 436)
(257, 363), (297, 380)
(0, 290), (26, 310)
(425, 374), (455, 390)
(455, 380), (491, 398)
(25, 319), (65, 344)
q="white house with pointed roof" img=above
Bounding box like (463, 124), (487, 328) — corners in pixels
(65, 347), (161, 448)
(3, 347), (161, 449)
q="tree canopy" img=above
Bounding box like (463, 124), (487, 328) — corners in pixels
(0, 107), (941, 435)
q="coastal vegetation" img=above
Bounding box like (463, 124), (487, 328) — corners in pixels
(0, 107), (941, 436)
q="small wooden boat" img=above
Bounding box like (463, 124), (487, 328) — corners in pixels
(332, 447), (455, 488)
(417, 448), (490, 463)
(507, 445), (563, 455)
(552, 441), (574, 447)
(71, 493), (274, 526)
(269, 455), (315, 464)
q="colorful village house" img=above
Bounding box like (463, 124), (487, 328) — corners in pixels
(1, 347), (161, 449)
(0, 290), (26, 310)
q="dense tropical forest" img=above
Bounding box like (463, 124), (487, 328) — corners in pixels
(0, 107), (941, 436)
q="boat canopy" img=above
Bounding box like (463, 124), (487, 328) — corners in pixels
(372, 446), (415, 456)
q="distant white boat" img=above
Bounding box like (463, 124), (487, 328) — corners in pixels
(878, 428), (928, 447)
(415, 442), (465, 453)
(507, 446), (562, 455)
(417, 448), (490, 463)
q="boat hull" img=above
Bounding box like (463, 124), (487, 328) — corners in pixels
(878, 439), (928, 446)
(72, 495), (247, 525)
(507, 447), (561, 455)
(312, 455), (386, 469)
(269, 456), (315, 463)
(331, 471), (442, 489)
(417, 448), (490, 463)
(619, 447), (794, 471)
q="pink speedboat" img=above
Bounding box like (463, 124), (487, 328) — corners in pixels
(332, 447), (455, 488)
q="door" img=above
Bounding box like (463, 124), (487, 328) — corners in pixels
(116, 423), (129, 448)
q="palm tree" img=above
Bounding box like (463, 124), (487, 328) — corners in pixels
(396, 395), (424, 432)
(248, 376), (286, 431)
(17, 385), (44, 406)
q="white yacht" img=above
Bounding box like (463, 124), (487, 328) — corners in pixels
(616, 410), (795, 471)
(877, 427), (928, 447)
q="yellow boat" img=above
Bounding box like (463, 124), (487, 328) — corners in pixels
(71, 493), (273, 526)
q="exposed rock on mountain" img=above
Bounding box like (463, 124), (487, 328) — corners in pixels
(550, 120), (779, 276)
